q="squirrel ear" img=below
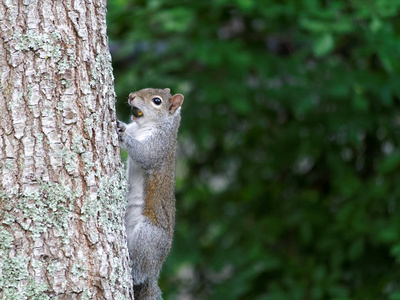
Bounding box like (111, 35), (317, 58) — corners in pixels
(169, 94), (184, 114)
(164, 88), (171, 93)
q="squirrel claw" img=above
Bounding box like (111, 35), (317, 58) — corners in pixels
(116, 120), (127, 143)
(116, 120), (126, 133)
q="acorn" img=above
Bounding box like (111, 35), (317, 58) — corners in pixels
(131, 106), (143, 117)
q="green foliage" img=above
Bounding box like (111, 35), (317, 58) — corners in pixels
(108, 0), (400, 298)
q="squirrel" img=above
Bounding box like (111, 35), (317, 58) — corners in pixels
(117, 88), (184, 300)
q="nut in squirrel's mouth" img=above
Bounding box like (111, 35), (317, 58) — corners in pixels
(131, 106), (143, 118)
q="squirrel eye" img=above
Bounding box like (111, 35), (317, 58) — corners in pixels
(152, 97), (162, 106)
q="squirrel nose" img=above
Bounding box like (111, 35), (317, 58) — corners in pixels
(129, 93), (136, 105)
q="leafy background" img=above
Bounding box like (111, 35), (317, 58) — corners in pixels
(107, 0), (400, 299)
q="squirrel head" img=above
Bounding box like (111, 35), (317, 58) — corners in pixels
(128, 88), (184, 126)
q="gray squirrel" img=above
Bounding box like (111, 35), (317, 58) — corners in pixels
(117, 88), (184, 300)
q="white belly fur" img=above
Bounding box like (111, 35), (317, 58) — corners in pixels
(124, 121), (155, 249)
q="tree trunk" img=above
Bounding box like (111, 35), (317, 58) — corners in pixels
(0, 0), (133, 299)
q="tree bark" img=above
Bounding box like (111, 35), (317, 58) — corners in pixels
(0, 0), (133, 299)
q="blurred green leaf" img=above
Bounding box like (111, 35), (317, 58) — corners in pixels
(370, 18), (383, 33)
(378, 152), (400, 174)
(390, 244), (400, 262)
(348, 238), (364, 260)
(313, 33), (334, 57)
(390, 292), (400, 300)
(352, 95), (369, 112)
(153, 8), (194, 33)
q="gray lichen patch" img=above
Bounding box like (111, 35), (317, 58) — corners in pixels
(0, 228), (14, 256)
(80, 168), (127, 234)
(84, 116), (95, 137)
(71, 262), (88, 278)
(0, 171), (128, 297)
(0, 255), (49, 299)
(97, 169), (127, 233)
(15, 181), (77, 242)
(57, 59), (71, 74)
(71, 133), (89, 154)
(24, 279), (49, 300)
(110, 255), (132, 298)
(60, 147), (79, 176)
(9, 30), (78, 77)
(12, 31), (62, 59)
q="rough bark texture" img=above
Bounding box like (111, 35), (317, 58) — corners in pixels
(0, 0), (133, 299)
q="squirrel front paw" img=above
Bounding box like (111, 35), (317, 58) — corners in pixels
(117, 120), (126, 133)
(116, 120), (127, 142)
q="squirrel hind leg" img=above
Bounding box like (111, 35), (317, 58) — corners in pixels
(128, 221), (171, 283)
(134, 280), (162, 300)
